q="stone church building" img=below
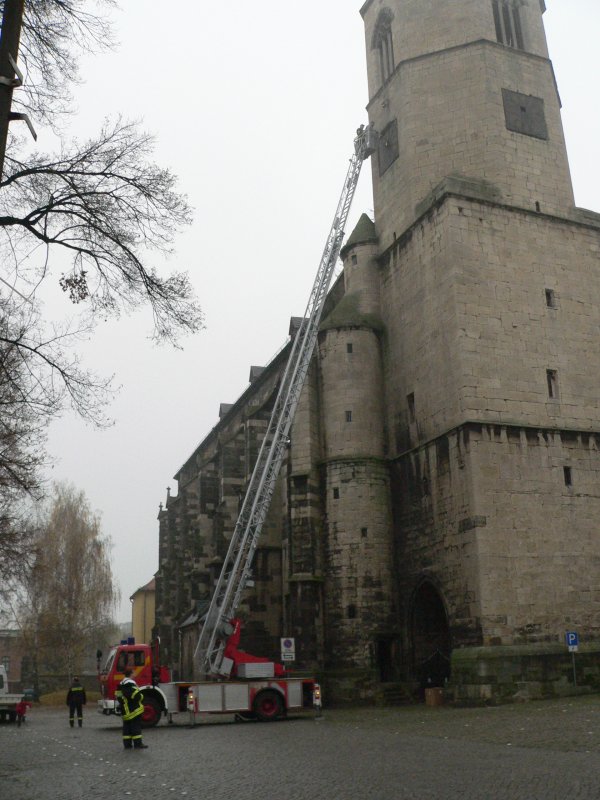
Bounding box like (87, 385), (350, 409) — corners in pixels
(155, 0), (600, 703)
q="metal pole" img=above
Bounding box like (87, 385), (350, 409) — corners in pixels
(0, 0), (25, 178)
(572, 652), (577, 687)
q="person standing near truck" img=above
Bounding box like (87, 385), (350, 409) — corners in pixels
(16, 696), (32, 727)
(115, 668), (148, 749)
(66, 676), (86, 728)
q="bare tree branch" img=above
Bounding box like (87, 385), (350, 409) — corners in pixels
(1, 118), (203, 343)
(2, 0), (116, 127)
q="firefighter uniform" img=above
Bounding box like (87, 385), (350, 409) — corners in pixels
(115, 672), (147, 749)
(66, 677), (86, 728)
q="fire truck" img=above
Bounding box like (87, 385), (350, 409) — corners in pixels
(97, 619), (318, 725)
(98, 124), (376, 726)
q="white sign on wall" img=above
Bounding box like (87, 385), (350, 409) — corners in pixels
(281, 637), (296, 662)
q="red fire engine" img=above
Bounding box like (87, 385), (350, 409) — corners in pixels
(98, 619), (318, 726)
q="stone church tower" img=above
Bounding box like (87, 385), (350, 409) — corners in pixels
(358, 0), (600, 700)
(156, 0), (600, 704)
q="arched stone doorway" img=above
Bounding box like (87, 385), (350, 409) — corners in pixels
(410, 580), (451, 693)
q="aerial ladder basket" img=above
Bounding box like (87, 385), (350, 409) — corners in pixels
(194, 124), (378, 677)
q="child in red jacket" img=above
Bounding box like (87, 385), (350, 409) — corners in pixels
(16, 697), (32, 727)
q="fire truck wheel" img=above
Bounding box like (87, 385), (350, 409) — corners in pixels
(253, 689), (284, 722)
(140, 696), (162, 728)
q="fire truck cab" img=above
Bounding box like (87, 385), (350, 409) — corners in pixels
(98, 640), (170, 726)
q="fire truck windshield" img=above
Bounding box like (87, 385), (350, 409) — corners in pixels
(102, 648), (117, 674)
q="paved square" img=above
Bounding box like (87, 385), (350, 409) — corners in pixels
(3, 696), (600, 799)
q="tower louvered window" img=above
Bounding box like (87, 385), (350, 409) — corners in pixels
(492, 0), (525, 50)
(372, 9), (395, 86)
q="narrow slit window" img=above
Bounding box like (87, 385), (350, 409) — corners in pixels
(502, 3), (514, 46)
(333, 487), (340, 500)
(345, 410), (353, 423)
(347, 604), (357, 619)
(351, 254), (358, 265)
(378, 29), (394, 82)
(372, 9), (395, 86)
(563, 466), (573, 487)
(545, 289), (556, 308)
(347, 342), (353, 354)
(492, 0), (503, 41)
(546, 369), (559, 400)
(361, 527), (368, 538)
(511, 5), (524, 49)
(492, 0), (525, 51)
(407, 392), (416, 423)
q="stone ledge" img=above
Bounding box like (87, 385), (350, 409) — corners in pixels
(415, 174), (502, 219)
(288, 573), (324, 584)
(571, 206), (600, 228)
(452, 642), (600, 661)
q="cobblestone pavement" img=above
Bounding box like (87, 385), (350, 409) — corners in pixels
(3, 696), (600, 799)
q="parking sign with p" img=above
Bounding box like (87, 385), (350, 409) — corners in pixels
(565, 631), (579, 652)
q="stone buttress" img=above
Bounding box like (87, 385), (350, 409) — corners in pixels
(317, 214), (398, 698)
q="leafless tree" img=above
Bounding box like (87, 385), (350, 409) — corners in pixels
(6, 483), (119, 684)
(0, 2), (203, 577)
(0, 286), (114, 579)
(0, 292), (111, 495)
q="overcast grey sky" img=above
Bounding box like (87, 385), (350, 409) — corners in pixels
(39, 1), (600, 623)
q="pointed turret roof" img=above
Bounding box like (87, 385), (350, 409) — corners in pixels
(341, 213), (377, 259)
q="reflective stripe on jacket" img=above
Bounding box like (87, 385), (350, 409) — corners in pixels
(66, 684), (87, 705)
(116, 679), (144, 721)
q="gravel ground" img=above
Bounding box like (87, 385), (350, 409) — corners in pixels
(2, 696), (600, 799)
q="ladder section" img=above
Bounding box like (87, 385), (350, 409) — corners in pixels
(194, 125), (377, 677)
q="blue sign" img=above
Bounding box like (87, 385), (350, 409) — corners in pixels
(565, 631), (579, 651)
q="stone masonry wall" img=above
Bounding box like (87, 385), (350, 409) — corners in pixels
(323, 458), (396, 669)
(383, 191), (600, 652)
(283, 362), (325, 669)
(363, 0), (573, 249)
(450, 199), (600, 431)
(470, 423), (600, 644)
(380, 200), (462, 445)
(392, 426), (483, 652)
(380, 196), (600, 450)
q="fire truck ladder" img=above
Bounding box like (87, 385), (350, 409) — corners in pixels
(194, 124), (378, 677)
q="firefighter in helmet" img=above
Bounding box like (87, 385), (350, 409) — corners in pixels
(115, 668), (148, 749)
(66, 676), (86, 728)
